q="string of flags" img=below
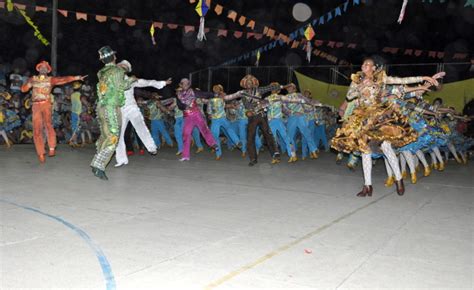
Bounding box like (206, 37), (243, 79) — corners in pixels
(220, 0), (363, 66)
(2, 2), (50, 46)
(0, 1), (267, 42)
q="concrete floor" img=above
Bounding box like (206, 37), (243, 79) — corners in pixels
(0, 144), (472, 290)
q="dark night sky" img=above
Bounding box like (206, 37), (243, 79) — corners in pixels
(0, 0), (472, 84)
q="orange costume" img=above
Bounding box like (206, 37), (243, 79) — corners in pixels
(21, 61), (81, 162)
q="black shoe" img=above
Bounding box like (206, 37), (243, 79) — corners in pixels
(273, 152), (281, 160)
(93, 168), (109, 180)
(91, 167), (99, 174)
(248, 160), (258, 167)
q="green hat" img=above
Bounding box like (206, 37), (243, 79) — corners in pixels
(98, 46), (116, 61)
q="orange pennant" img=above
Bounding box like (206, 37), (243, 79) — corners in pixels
(247, 20), (255, 30)
(154, 22), (163, 29)
(167, 23), (178, 29)
(267, 29), (275, 38)
(14, 3), (26, 10)
(58, 9), (68, 17)
(238, 16), (246, 26)
(214, 4), (223, 15)
(227, 10), (237, 22)
(35, 6), (47, 12)
(184, 26), (195, 33)
(76, 12), (87, 21)
(125, 18), (136, 26)
(96, 15), (107, 22)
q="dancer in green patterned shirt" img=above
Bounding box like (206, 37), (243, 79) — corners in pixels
(91, 46), (135, 180)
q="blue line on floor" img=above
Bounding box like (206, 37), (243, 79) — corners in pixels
(0, 199), (116, 290)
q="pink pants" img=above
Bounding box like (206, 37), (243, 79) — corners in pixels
(182, 112), (216, 158)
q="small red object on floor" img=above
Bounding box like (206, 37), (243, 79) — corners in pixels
(127, 151), (134, 156)
(304, 249), (312, 254)
(139, 149), (145, 155)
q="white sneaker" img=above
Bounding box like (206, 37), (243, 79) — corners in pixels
(179, 157), (190, 162)
(114, 162), (128, 167)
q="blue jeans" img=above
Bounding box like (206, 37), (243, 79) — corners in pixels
(174, 117), (203, 152)
(314, 124), (328, 151)
(288, 115), (317, 155)
(71, 112), (80, 133)
(211, 117), (241, 157)
(269, 118), (293, 157)
(151, 119), (173, 148)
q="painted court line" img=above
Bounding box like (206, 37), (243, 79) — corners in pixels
(204, 191), (393, 290)
(0, 199), (116, 290)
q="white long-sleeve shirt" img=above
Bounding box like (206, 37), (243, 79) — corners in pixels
(123, 78), (167, 109)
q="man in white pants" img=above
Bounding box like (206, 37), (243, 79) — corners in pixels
(115, 60), (172, 167)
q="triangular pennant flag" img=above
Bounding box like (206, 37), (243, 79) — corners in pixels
(319, 15), (325, 25)
(347, 43), (357, 49)
(267, 29), (275, 38)
(327, 41), (336, 48)
(437, 52), (444, 59)
(247, 32), (255, 39)
(335, 6), (342, 16)
(247, 20), (255, 30)
(453, 53), (468, 59)
(0, 2), (5, 9)
(326, 11), (333, 22)
(428, 51), (437, 58)
(336, 42), (344, 48)
(35, 6), (47, 12)
(167, 23), (178, 29)
(125, 18), (136, 26)
(112, 16), (122, 22)
(315, 40), (324, 47)
(404, 49), (413, 55)
(14, 3), (26, 10)
(217, 29), (228, 37)
(76, 12), (87, 21)
(154, 22), (163, 29)
(227, 10), (237, 22)
(343, 0), (349, 11)
(214, 4), (223, 15)
(254, 33), (263, 40)
(414, 50), (423, 56)
(353, 0), (360, 6)
(96, 15), (107, 22)
(185, 25), (195, 33)
(238, 16), (246, 26)
(234, 31), (243, 38)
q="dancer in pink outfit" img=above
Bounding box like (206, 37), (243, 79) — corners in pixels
(175, 78), (217, 161)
